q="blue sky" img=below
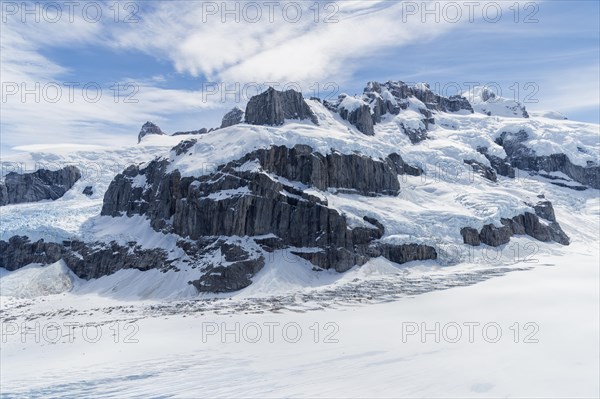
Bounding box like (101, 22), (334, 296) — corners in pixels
(1, 0), (599, 155)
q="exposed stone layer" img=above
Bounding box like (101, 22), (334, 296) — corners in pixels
(245, 88), (318, 126)
(221, 107), (244, 128)
(100, 144), (429, 275)
(460, 200), (569, 247)
(495, 131), (599, 189)
(0, 166), (81, 206)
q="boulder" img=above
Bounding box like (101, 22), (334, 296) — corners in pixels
(82, 186), (94, 196)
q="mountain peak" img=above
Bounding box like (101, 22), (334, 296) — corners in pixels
(138, 121), (166, 143)
(244, 88), (318, 126)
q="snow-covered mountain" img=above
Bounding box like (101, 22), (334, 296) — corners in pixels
(1, 80), (599, 397)
(1, 81), (598, 299)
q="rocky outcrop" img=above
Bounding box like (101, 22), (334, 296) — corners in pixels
(101, 144), (427, 276)
(0, 236), (171, 279)
(496, 130), (599, 189)
(189, 240), (265, 293)
(464, 159), (497, 182)
(221, 107), (244, 128)
(138, 121), (166, 142)
(0, 166), (81, 206)
(364, 80), (473, 115)
(338, 101), (375, 136)
(411, 83), (474, 113)
(461, 200), (569, 247)
(328, 81), (474, 138)
(478, 224), (513, 246)
(172, 139), (197, 156)
(83, 186), (94, 196)
(245, 88), (318, 126)
(240, 145), (413, 195)
(477, 147), (516, 179)
(460, 227), (481, 246)
(172, 128), (208, 136)
(370, 243), (437, 265)
(474, 87), (529, 118)
(400, 122), (428, 144)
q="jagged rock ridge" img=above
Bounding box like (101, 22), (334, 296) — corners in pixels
(101, 143), (434, 277)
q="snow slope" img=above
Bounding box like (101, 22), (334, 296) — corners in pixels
(1, 242), (597, 397)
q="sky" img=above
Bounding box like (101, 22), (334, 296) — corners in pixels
(1, 0), (599, 155)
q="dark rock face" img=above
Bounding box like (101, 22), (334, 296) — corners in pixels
(479, 224), (513, 246)
(460, 227), (481, 246)
(101, 144), (426, 278)
(190, 241), (265, 292)
(400, 122), (428, 144)
(461, 200), (569, 247)
(0, 236), (171, 279)
(138, 121), (166, 143)
(477, 149), (516, 179)
(83, 186), (94, 196)
(372, 243), (437, 265)
(338, 102), (375, 136)
(501, 212), (570, 245)
(221, 107), (245, 128)
(411, 83), (474, 114)
(0, 166), (81, 206)
(325, 81), (473, 138)
(172, 139), (197, 156)
(364, 81), (473, 115)
(172, 128), (208, 136)
(386, 153), (423, 176)
(496, 130), (599, 189)
(533, 200), (556, 222)
(464, 159), (497, 182)
(364, 82), (403, 119)
(241, 145), (407, 196)
(245, 88), (318, 126)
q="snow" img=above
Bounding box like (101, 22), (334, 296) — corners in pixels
(467, 86), (529, 119)
(207, 187), (252, 200)
(337, 94), (367, 113)
(0, 242), (597, 397)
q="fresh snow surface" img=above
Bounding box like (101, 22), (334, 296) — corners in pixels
(1, 242), (598, 397)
